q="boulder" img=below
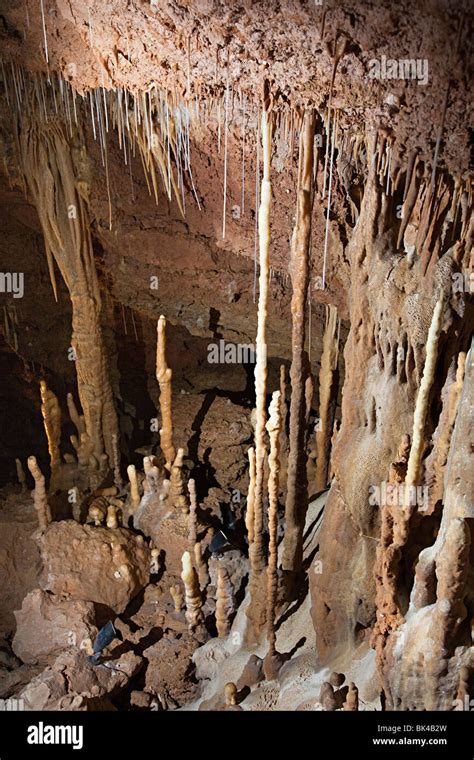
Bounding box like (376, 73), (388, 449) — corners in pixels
(38, 521), (150, 613)
(13, 589), (98, 665)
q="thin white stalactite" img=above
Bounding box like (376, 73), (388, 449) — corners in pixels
(253, 107), (260, 304)
(89, 90), (97, 141)
(222, 77), (230, 239)
(241, 95), (246, 215)
(322, 110), (337, 290)
(40, 0), (49, 64)
(322, 108), (331, 199)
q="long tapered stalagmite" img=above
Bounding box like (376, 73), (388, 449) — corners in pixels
(181, 551), (204, 631)
(315, 305), (339, 490)
(282, 110), (315, 573)
(112, 433), (122, 489)
(188, 478), (198, 546)
(39, 380), (61, 470)
(216, 564), (235, 637)
(250, 92), (272, 575)
(245, 447), (256, 544)
(27, 455), (52, 531)
(403, 297), (444, 513)
(156, 315), (176, 470)
(266, 391), (282, 655)
(18, 115), (118, 476)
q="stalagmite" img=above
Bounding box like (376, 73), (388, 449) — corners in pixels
(156, 316), (176, 470)
(39, 380), (61, 471)
(245, 447), (256, 545)
(169, 448), (188, 513)
(18, 114), (119, 478)
(111, 433), (122, 489)
(224, 683), (241, 710)
(127, 464), (141, 512)
(27, 456), (52, 532)
(170, 584), (184, 613)
(216, 564), (235, 637)
(15, 458), (27, 492)
(403, 297), (444, 513)
(187, 478), (198, 547)
(265, 391), (282, 659)
(250, 87), (272, 575)
(66, 392), (85, 438)
(181, 551), (204, 631)
(106, 504), (119, 529)
(315, 305), (339, 491)
(194, 541), (210, 591)
(343, 683), (359, 711)
(282, 110), (315, 574)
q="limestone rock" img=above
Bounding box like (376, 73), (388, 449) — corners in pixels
(13, 589), (98, 665)
(37, 521), (150, 613)
(0, 493), (42, 633)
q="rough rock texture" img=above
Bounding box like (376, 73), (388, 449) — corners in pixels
(19, 649), (142, 711)
(38, 521), (150, 613)
(380, 342), (474, 710)
(13, 589), (98, 665)
(0, 490), (42, 633)
(144, 632), (200, 705)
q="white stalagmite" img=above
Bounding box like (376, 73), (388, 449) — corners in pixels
(27, 455), (52, 532)
(315, 305), (339, 490)
(181, 551), (204, 631)
(403, 297), (444, 510)
(245, 447), (256, 544)
(188, 478), (198, 546)
(156, 315), (176, 470)
(127, 464), (141, 511)
(251, 90), (272, 575)
(266, 391), (282, 655)
(216, 564), (235, 637)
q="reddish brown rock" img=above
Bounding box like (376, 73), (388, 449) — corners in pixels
(13, 589), (98, 665)
(144, 631), (200, 705)
(0, 492), (42, 633)
(37, 521), (150, 613)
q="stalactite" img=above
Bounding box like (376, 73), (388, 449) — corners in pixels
(250, 88), (272, 576)
(27, 456), (52, 532)
(181, 551), (204, 631)
(66, 393), (85, 439)
(216, 564), (235, 637)
(265, 391), (282, 660)
(282, 109), (315, 574)
(156, 315), (176, 471)
(18, 110), (119, 479)
(315, 305), (339, 491)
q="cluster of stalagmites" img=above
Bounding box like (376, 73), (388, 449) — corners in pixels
(8, 66), (473, 714)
